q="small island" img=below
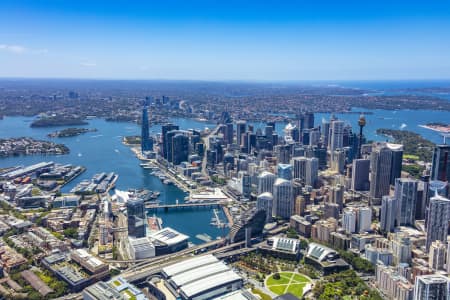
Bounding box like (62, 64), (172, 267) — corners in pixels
(419, 122), (450, 134)
(376, 128), (434, 162)
(31, 116), (88, 128)
(123, 136), (141, 145)
(47, 128), (97, 138)
(0, 137), (70, 157)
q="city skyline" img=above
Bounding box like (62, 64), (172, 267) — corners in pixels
(1, 0), (450, 80)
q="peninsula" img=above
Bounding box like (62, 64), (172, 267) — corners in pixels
(0, 137), (70, 157)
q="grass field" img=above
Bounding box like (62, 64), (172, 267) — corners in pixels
(266, 272), (312, 297)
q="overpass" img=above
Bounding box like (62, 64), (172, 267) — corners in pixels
(103, 238), (227, 264)
(121, 240), (248, 283)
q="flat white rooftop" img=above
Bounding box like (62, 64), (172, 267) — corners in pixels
(180, 270), (242, 298)
(162, 254), (218, 277)
(170, 261), (229, 287)
(149, 227), (189, 246)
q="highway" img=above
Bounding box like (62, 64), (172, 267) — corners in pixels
(121, 240), (247, 282)
(103, 238), (227, 264)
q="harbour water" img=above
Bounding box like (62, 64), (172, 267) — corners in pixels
(0, 107), (448, 243)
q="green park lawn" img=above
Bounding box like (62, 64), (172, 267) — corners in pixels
(266, 272), (312, 297)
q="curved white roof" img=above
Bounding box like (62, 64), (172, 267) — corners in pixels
(257, 192), (273, 199)
(307, 242), (337, 262)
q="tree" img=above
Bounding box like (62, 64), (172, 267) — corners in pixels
(273, 273), (281, 280)
(63, 227), (78, 239)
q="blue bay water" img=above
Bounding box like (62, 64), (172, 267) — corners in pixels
(0, 116), (226, 244)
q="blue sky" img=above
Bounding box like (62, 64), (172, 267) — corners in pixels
(0, 0), (450, 80)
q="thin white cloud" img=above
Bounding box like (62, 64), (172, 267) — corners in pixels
(80, 62), (97, 67)
(0, 44), (48, 55)
(0, 44), (26, 54)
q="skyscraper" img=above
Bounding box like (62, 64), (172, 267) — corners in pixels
(357, 207), (372, 233)
(236, 121), (246, 147)
(273, 178), (293, 219)
(257, 171), (276, 195)
(329, 120), (344, 153)
(394, 178), (418, 227)
(370, 143), (403, 204)
(390, 148), (404, 185)
(343, 208), (357, 234)
(428, 240), (446, 271)
(161, 123), (179, 159)
(171, 133), (190, 165)
(352, 159), (370, 191)
(293, 157), (318, 187)
(277, 163), (292, 180)
(141, 99), (153, 153)
(380, 196), (397, 232)
(224, 122), (234, 145)
(426, 195), (450, 251)
(127, 198), (146, 238)
(431, 144), (450, 182)
(257, 192), (273, 223)
(413, 275), (450, 300)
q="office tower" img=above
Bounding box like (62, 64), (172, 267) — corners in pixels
(265, 125), (274, 139)
(304, 112), (315, 129)
(293, 157), (307, 181)
(275, 144), (291, 164)
(369, 144), (393, 204)
(358, 207), (372, 233)
(127, 198), (146, 238)
(343, 208), (357, 234)
(257, 171), (276, 195)
(309, 129), (320, 146)
(395, 178), (418, 227)
(247, 132), (256, 153)
(225, 123), (234, 145)
(431, 145), (450, 182)
(294, 195), (307, 216)
(390, 148), (404, 185)
(426, 195), (450, 251)
(273, 178), (293, 219)
(329, 120), (344, 152)
(161, 123), (179, 159)
(257, 192), (273, 223)
(413, 275), (450, 300)
(330, 184), (344, 211)
(416, 179), (428, 220)
(324, 203), (339, 219)
(352, 159), (370, 191)
(306, 157), (318, 187)
(293, 157), (318, 187)
(171, 133), (189, 165)
(141, 99), (153, 153)
(429, 240), (446, 271)
(380, 196), (397, 233)
(392, 232), (412, 264)
(313, 146), (327, 169)
(241, 172), (251, 198)
(277, 163), (292, 180)
(236, 121), (246, 147)
(165, 130), (186, 163)
(322, 119), (330, 148)
(331, 149), (345, 174)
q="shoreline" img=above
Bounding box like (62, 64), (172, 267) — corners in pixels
(418, 124), (450, 134)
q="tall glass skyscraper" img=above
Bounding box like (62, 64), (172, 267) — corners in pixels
(127, 198), (146, 238)
(141, 97), (153, 153)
